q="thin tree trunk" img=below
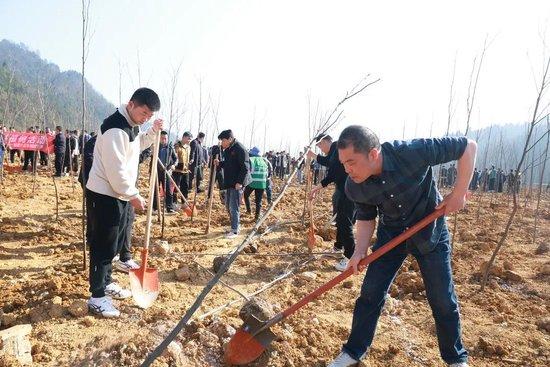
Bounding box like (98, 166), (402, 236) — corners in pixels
(481, 55), (550, 291)
(533, 117), (549, 243)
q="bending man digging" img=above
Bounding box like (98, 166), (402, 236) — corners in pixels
(328, 125), (476, 367)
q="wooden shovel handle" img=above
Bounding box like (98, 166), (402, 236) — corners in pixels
(143, 130), (161, 251)
(157, 157), (193, 208)
(281, 208), (445, 319)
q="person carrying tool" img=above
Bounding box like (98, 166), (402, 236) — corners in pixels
(244, 146), (268, 221)
(208, 143), (225, 202)
(327, 125), (476, 367)
(86, 87), (162, 318)
(152, 130), (178, 214)
(307, 134), (355, 271)
(214, 129), (250, 239)
(189, 131), (205, 193)
(173, 131), (192, 202)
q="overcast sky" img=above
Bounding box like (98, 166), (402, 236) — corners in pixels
(1, 0), (550, 151)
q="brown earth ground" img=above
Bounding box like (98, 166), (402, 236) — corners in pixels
(0, 165), (549, 367)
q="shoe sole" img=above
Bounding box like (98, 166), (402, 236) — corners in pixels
(87, 305), (120, 318)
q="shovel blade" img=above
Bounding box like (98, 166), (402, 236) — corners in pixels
(224, 315), (276, 365)
(184, 206), (193, 217)
(129, 267), (159, 309)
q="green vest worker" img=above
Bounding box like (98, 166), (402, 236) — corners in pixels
(245, 146), (268, 220)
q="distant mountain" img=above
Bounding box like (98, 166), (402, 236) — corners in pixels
(460, 121), (549, 185)
(0, 39), (114, 131)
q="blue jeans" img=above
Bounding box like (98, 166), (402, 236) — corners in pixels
(225, 188), (242, 233)
(343, 225), (468, 365)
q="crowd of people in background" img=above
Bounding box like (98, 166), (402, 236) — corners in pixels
(438, 163), (521, 194)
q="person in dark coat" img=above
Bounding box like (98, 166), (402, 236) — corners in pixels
(22, 126), (36, 172)
(208, 143), (225, 201)
(189, 132), (205, 192)
(53, 126), (66, 177)
(214, 129), (250, 238)
(307, 134), (355, 271)
(153, 130), (178, 213)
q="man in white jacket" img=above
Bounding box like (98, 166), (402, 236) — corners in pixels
(86, 87), (163, 318)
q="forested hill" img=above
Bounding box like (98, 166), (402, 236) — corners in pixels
(0, 39), (114, 131)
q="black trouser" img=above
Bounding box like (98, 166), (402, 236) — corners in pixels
(153, 171), (174, 211)
(71, 155), (79, 173)
(172, 171), (189, 202)
(54, 152), (64, 176)
(86, 190), (129, 298)
(23, 150), (35, 171)
(63, 151), (71, 172)
(335, 189), (356, 259)
(265, 178), (272, 204)
(244, 186), (264, 218)
(189, 165), (203, 191)
(313, 169), (320, 185)
(40, 151), (48, 166)
(118, 204), (135, 262)
(10, 149), (20, 163)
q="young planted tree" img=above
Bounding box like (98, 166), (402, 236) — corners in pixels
(80, 0), (93, 270)
(481, 52), (550, 290)
(533, 116), (549, 243)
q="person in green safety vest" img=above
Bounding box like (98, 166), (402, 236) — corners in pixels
(245, 146), (268, 221)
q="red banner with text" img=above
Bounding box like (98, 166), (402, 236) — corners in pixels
(4, 132), (55, 154)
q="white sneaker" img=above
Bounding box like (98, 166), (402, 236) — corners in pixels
(449, 363), (469, 367)
(328, 352), (358, 367)
(335, 257), (350, 272)
(114, 259), (140, 273)
(87, 296), (120, 318)
(225, 231), (238, 239)
(105, 282), (132, 299)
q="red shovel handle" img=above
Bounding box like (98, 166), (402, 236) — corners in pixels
(281, 208), (445, 319)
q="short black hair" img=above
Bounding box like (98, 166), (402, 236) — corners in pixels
(160, 130), (168, 136)
(314, 134), (332, 144)
(130, 87), (161, 112)
(197, 132), (205, 139)
(337, 125), (380, 155)
(218, 129), (233, 140)
(55, 125), (62, 131)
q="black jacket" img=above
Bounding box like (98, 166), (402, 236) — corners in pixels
(157, 143), (178, 173)
(210, 145), (223, 173)
(190, 139), (203, 168)
(316, 141), (348, 192)
(78, 135), (97, 186)
(54, 133), (65, 154)
(220, 140), (250, 189)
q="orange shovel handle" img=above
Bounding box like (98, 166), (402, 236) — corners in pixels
(281, 208), (445, 319)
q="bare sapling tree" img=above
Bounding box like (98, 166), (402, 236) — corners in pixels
(464, 37), (489, 136)
(481, 51), (550, 290)
(80, 0), (93, 270)
(475, 124), (493, 219)
(452, 39), (489, 246)
(249, 106), (256, 148)
(533, 116), (549, 243)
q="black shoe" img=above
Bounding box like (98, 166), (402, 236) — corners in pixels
(196, 188), (204, 193)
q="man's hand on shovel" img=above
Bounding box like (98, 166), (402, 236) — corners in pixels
(152, 118), (164, 132)
(346, 252), (366, 275)
(130, 195), (146, 212)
